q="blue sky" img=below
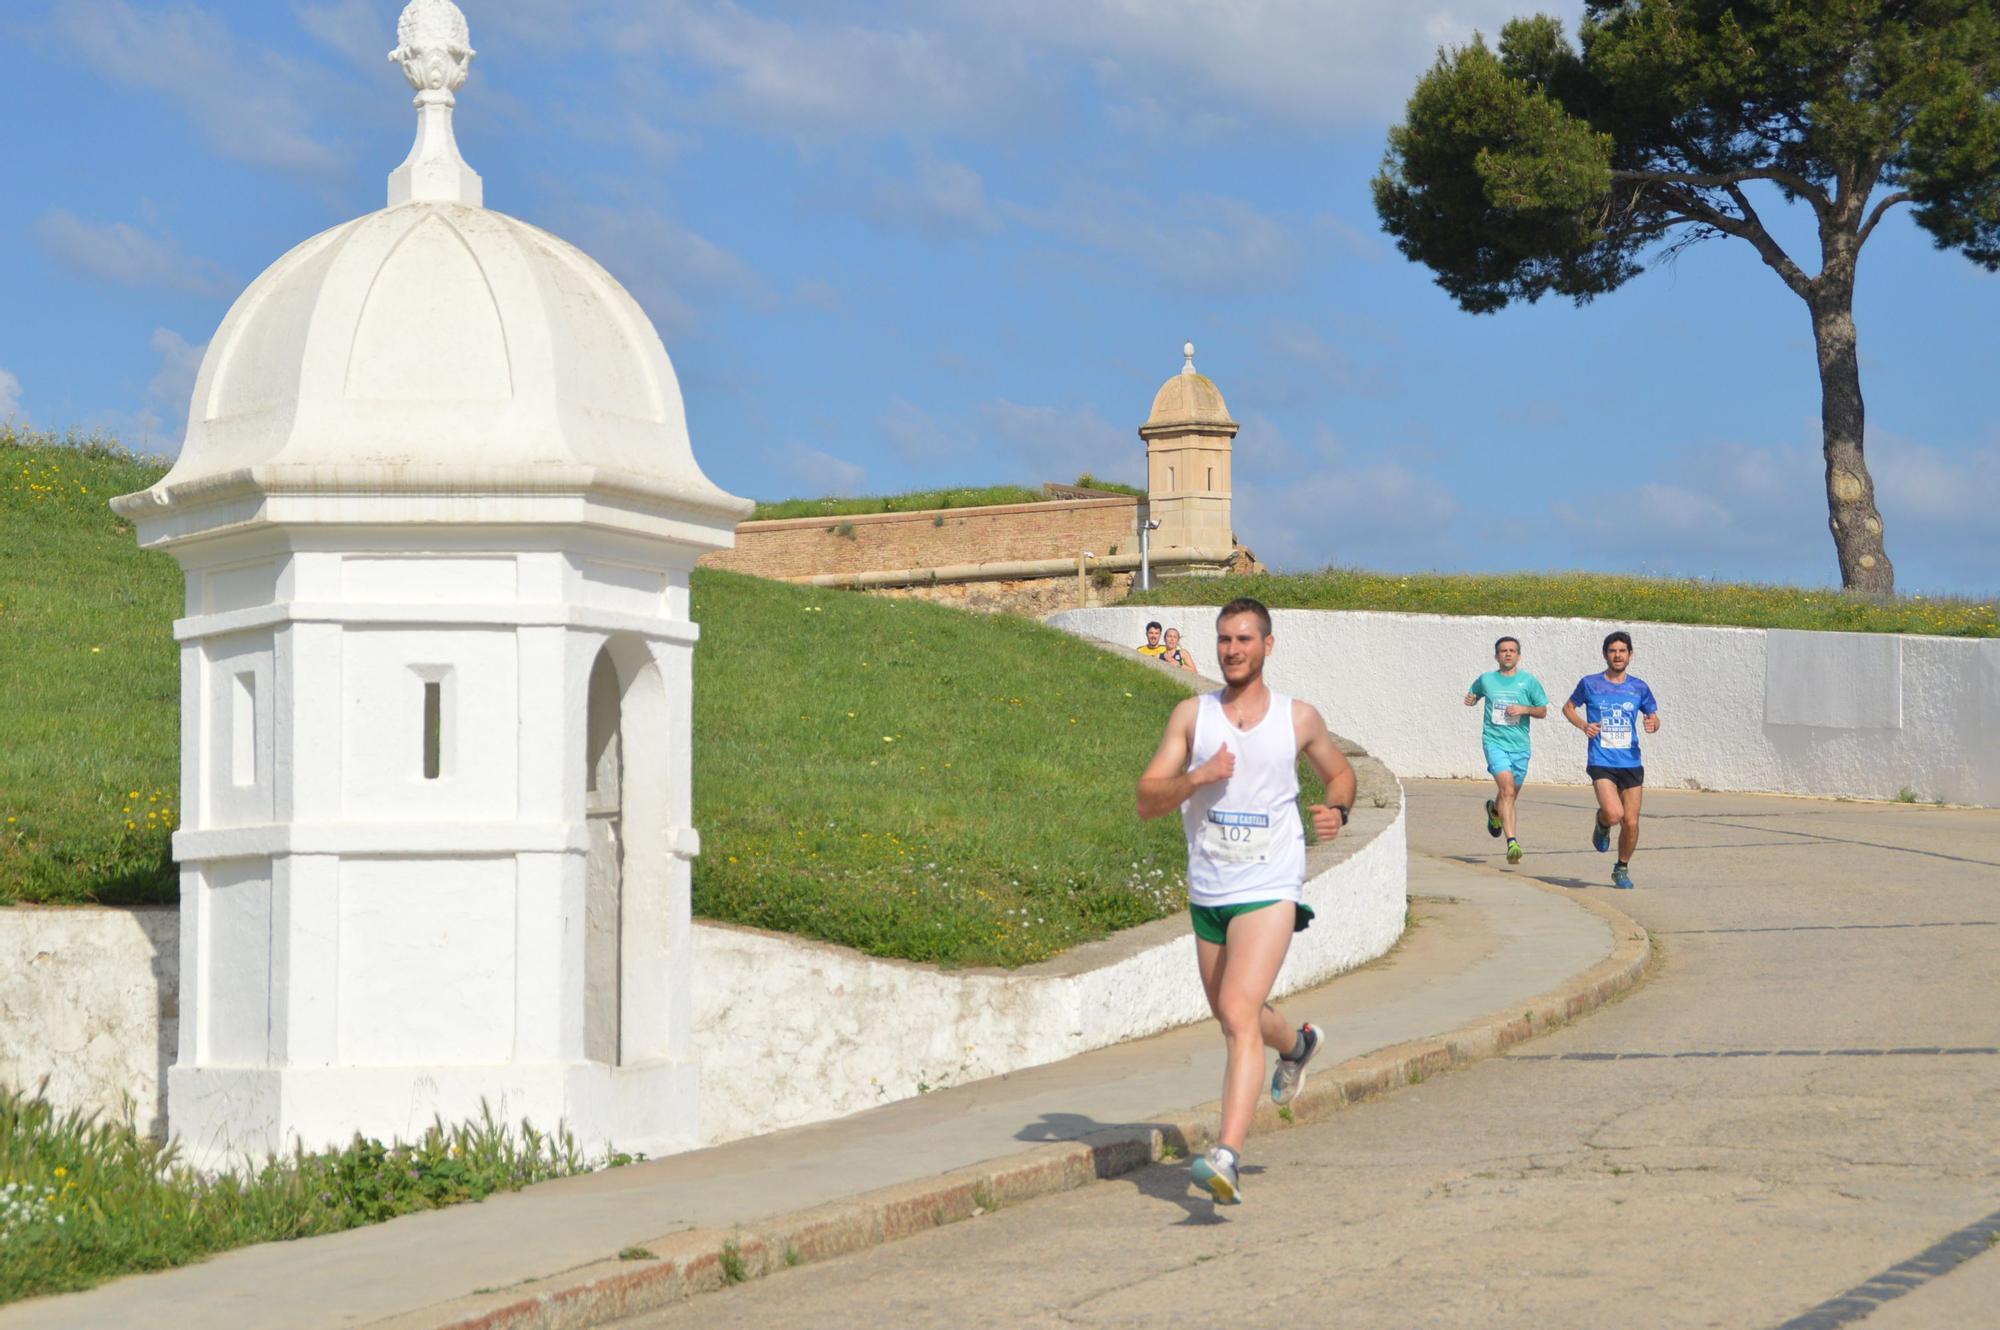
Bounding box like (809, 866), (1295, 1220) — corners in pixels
(2, 1), (1995, 594)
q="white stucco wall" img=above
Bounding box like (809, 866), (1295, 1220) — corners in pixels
(0, 907), (177, 1137)
(690, 799), (1406, 1144)
(2, 800), (1405, 1148)
(1052, 608), (2000, 807)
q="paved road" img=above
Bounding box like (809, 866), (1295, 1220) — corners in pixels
(627, 782), (2000, 1330)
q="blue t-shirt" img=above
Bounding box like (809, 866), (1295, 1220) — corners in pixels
(1469, 670), (1548, 755)
(1568, 673), (1658, 769)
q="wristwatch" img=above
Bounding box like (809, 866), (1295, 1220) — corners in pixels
(1331, 803), (1351, 826)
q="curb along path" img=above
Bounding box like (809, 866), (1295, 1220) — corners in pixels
(379, 865), (1651, 1330)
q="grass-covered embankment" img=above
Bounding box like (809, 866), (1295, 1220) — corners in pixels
(0, 432), (1204, 966)
(1126, 568), (1999, 638)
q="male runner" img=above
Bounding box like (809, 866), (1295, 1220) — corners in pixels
(1464, 635), (1548, 864)
(1138, 621), (1167, 658)
(1561, 631), (1660, 889)
(1138, 596), (1357, 1205)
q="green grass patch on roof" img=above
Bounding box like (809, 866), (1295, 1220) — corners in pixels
(1126, 568), (1998, 638)
(0, 431), (1204, 967)
(747, 474), (1142, 521)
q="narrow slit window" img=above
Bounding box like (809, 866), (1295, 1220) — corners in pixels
(231, 671), (256, 786)
(422, 680), (442, 780)
(1168, 465), (1176, 490)
(1206, 466), (1214, 490)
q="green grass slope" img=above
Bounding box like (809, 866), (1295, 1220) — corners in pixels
(1127, 568), (1998, 638)
(0, 433), (1195, 966)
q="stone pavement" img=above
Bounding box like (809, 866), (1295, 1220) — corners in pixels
(3, 823), (1623, 1330)
(618, 783), (2000, 1330)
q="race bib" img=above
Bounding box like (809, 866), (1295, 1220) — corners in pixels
(1202, 810), (1272, 864)
(1598, 719), (1634, 749)
(1489, 696), (1515, 726)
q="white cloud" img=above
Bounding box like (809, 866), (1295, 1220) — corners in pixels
(553, 202), (773, 337)
(1231, 418), (1466, 570)
(977, 400), (1138, 486)
(866, 159), (1001, 240)
(293, 0), (389, 71)
(55, 0), (347, 177)
(0, 369), (23, 422)
(36, 209), (238, 301)
(880, 396), (973, 466)
(94, 327), (207, 455)
(768, 444), (865, 498)
(1010, 191), (1298, 289)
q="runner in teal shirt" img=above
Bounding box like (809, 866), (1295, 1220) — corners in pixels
(1464, 636), (1549, 862)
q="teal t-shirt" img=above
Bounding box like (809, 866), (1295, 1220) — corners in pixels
(1470, 670), (1549, 754)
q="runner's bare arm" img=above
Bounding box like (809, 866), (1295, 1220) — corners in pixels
(1463, 692), (1480, 706)
(1643, 709), (1661, 734)
(1293, 700), (1357, 841)
(1562, 699), (1600, 737)
(1137, 697), (1233, 820)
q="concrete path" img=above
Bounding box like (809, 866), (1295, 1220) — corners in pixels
(618, 783), (2000, 1330)
(2, 844), (1616, 1330)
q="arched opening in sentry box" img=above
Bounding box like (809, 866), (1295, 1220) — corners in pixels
(582, 635), (678, 1067)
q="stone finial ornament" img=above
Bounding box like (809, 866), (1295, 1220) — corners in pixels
(386, 0), (483, 207)
(1182, 341), (1197, 375)
(390, 0), (475, 102)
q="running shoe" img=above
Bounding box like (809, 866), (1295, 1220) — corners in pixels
(1271, 1022), (1321, 1106)
(1486, 799), (1502, 838)
(1190, 1148), (1241, 1205)
(1591, 815), (1612, 854)
(1506, 838), (1523, 865)
(1611, 863), (1634, 890)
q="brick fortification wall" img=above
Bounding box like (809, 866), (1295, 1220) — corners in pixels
(699, 497), (1140, 581)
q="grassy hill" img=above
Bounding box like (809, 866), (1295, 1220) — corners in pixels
(749, 473), (1143, 521)
(0, 432), (1194, 967)
(1127, 568), (1999, 638)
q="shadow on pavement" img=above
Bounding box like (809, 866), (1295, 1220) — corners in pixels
(1013, 1112), (1234, 1227)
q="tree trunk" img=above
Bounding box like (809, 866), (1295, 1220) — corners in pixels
(1808, 279), (1895, 594)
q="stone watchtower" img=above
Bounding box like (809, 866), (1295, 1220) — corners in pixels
(110, 0), (750, 1163)
(1140, 342), (1238, 568)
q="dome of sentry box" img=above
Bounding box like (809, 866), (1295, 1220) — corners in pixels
(112, 0), (750, 535)
(1140, 341), (1237, 437)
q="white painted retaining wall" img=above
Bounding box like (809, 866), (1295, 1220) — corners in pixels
(0, 799), (1405, 1147)
(1050, 608), (2000, 806)
(691, 799), (1406, 1143)
(0, 907), (176, 1137)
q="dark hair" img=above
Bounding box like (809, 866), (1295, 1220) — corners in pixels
(1494, 636), (1521, 652)
(1602, 630), (1633, 655)
(1145, 620), (1163, 634)
(1216, 597), (1273, 636)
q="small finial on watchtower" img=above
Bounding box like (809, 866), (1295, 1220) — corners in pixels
(387, 0), (483, 207)
(1182, 341), (1197, 376)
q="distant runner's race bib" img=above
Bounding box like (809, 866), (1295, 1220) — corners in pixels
(1202, 810), (1272, 864)
(1489, 696), (1516, 726)
(1598, 710), (1634, 749)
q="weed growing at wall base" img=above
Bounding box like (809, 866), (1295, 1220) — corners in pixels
(1127, 568), (1999, 638)
(0, 1086), (590, 1304)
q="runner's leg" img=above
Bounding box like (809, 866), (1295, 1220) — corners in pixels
(1618, 783), (1644, 861)
(1208, 904), (1299, 1151)
(1593, 777), (1623, 830)
(1495, 769), (1520, 841)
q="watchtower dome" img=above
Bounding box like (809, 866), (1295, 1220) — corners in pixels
(112, 0), (750, 1164)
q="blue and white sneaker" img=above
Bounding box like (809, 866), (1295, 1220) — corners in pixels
(1190, 1147), (1241, 1205)
(1591, 815), (1612, 854)
(1611, 863), (1634, 890)
(1271, 1023), (1321, 1106)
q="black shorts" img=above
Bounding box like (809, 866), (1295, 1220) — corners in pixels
(1587, 765), (1645, 791)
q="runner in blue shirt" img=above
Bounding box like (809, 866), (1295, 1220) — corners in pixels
(1562, 631), (1660, 889)
(1463, 635), (1548, 864)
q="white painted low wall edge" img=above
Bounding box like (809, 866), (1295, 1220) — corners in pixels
(690, 796), (1406, 1145)
(1050, 607), (2000, 807)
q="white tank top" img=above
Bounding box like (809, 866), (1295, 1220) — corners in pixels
(1182, 690), (1307, 907)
